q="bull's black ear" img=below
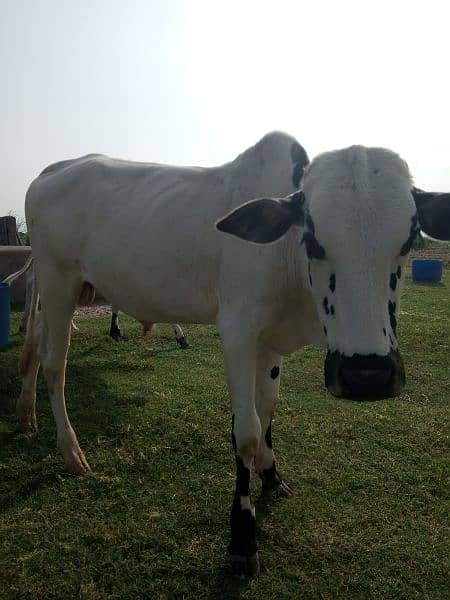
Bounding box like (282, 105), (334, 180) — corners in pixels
(412, 187), (450, 240)
(216, 191), (305, 244)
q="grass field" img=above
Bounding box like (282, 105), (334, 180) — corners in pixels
(0, 271), (449, 599)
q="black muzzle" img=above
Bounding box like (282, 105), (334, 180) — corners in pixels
(325, 350), (405, 400)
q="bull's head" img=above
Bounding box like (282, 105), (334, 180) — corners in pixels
(216, 146), (450, 400)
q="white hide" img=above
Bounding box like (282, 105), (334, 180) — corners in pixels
(26, 132), (311, 341)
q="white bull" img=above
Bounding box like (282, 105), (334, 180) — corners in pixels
(17, 134), (449, 575)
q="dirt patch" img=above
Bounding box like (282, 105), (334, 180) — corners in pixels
(74, 301), (111, 320)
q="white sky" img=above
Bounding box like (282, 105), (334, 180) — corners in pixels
(1, 0), (449, 219)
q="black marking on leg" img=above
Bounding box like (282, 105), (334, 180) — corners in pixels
(270, 366), (280, 379)
(229, 455), (257, 564)
(110, 322), (122, 341)
(260, 462), (294, 498)
(330, 305), (335, 316)
(323, 297), (330, 315)
(383, 327), (387, 336)
(235, 456), (250, 495)
(329, 273), (336, 293)
(308, 262), (312, 286)
(176, 335), (190, 349)
(390, 273), (397, 291)
(397, 265), (402, 279)
(323, 325), (327, 336)
(231, 414), (237, 453)
(264, 420), (273, 449)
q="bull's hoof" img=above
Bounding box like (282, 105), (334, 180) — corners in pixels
(263, 479), (294, 499)
(177, 336), (190, 349)
(230, 553), (260, 577)
(110, 332), (125, 342)
(260, 463), (294, 499)
(60, 445), (91, 475)
(65, 453), (91, 475)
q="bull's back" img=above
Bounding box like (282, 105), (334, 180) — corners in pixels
(26, 155), (229, 323)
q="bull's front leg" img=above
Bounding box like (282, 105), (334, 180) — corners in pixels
(109, 312), (123, 341)
(219, 324), (261, 576)
(255, 347), (293, 498)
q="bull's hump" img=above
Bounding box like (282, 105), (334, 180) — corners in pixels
(39, 154), (106, 177)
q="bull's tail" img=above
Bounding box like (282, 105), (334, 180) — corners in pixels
(2, 255), (34, 285)
(18, 269), (39, 377)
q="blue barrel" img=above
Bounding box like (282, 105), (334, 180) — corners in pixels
(0, 282), (10, 349)
(412, 259), (443, 283)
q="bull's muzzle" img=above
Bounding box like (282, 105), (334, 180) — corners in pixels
(325, 350), (405, 400)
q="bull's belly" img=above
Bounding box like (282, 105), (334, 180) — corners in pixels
(86, 269), (218, 325)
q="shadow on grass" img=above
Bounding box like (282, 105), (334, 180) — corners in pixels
(0, 347), (131, 513)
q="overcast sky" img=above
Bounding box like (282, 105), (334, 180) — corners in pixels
(1, 0), (449, 220)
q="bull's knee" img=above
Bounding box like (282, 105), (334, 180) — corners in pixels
(232, 411), (261, 463)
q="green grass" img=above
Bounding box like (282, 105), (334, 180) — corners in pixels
(1, 272), (449, 599)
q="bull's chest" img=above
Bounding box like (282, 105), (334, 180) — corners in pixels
(260, 296), (325, 356)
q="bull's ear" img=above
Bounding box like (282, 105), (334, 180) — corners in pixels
(216, 191), (305, 244)
(412, 187), (450, 240)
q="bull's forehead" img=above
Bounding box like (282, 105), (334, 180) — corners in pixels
(303, 146), (415, 253)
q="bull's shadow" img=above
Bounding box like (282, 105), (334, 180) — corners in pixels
(0, 340), (136, 511)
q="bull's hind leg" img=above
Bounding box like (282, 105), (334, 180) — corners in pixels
(40, 276), (90, 474)
(255, 347), (293, 498)
(16, 312), (42, 432)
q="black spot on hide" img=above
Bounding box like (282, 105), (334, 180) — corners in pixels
(400, 213), (420, 256)
(290, 142), (309, 188)
(323, 297), (330, 315)
(265, 421), (273, 449)
(308, 263), (312, 285)
(305, 213), (315, 234)
(390, 273), (397, 291)
(388, 300), (397, 333)
(270, 366), (280, 379)
(302, 232), (326, 260)
(302, 213), (326, 260)
(323, 325), (327, 336)
(330, 305), (335, 316)
(292, 163), (304, 189)
(329, 273), (336, 292)
(397, 266), (402, 279)
(383, 328), (387, 336)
